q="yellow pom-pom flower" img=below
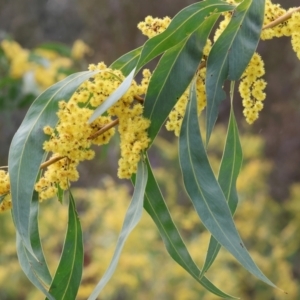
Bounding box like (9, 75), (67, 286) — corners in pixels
(0, 170), (12, 212)
(290, 12), (300, 59)
(239, 53), (267, 124)
(137, 16), (171, 38)
(71, 39), (91, 60)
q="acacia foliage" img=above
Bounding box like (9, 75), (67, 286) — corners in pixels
(2, 0), (300, 299)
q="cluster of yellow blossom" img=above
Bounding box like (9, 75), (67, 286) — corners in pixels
(36, 63), (151, 200)
(88, 64), (151, 179)
(1, 40), (31, 79)
(261, 0), (291, 40)
(1, 39), (90, 90)
(290, 12), (300, 59)
(261, 1), (300, 59)
(36, 100), (114, 200)
(239, 53), (266, 124)
(71, 39), (92, 60)
(137, 16), (171, 39)
(0, 170), (11, 212)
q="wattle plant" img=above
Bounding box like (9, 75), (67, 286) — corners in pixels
(1, 0), (299, 299)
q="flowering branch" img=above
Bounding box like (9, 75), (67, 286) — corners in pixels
(263, 6), (300, 30)
(39, 118), (120, 170)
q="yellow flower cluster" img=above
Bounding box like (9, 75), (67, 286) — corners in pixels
(137, 16), (171, 38)
(36, 92), (115, 200)
(261, 0), (300, 59)
(36, 63), (151, 200)
(1, 39), (89, 90)
(290, 12), (300, 59)
(261, 0), (290, 40)
(1, 40), (31, 79)
(106, 68), (151, 179)
(239, 53), (266, 124)
(71, 39), (92, 60)
(88, 64), (151, 179)
(0, 170), (11, 212)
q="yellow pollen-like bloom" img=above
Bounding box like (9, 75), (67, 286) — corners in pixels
(137, 16), (171, 38)
(0, 170), (11, 212)
(37, 63), (151, 198)
(239, 53), (267, 124)
(71, 39), (92, 60)
(290, 12), (300, 59)
(0, 39), (78, 90)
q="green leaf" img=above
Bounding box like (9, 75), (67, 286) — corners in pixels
(89, 47), (142, 123)
(110, 46), (142, 76)
(137, 0), (235, 70)
(47, 192), (83, 300)
(144, 14), (219, 146)
(179, 79), (276, 288)
(8, 70), (98, 257)
(205, 0), (265, 143)
(88, 68), (135, 123)
(228, 0), (265, 79)
(16, 192), (54, 300)
(88, 67), (136, 123)
(56, 183), (65, 204)
(200, 103), (243, 277)
(142, 156), (237, 299)
(88, 159), (148, 300)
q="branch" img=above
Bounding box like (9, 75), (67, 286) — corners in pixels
(88, 118), (119, 140)
(198, 61), (206, 71)
(263, 7), (300, 30)
(40, 155), (65, 169)
(134, 95), (144, 103)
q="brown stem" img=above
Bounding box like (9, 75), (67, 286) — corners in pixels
(40, 155), (65, 169)
(263, 7), (300, 30)
(198, 61), (206, 71)
(88, 118), (119, 140)
(134, 95), (144, 103)
(0, 166), (8, 169)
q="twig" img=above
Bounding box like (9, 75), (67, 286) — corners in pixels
(198, 61), (206, 71)
(0, 166), (8, 169)
(40, 155), (65, 169)
(134, 95), (144, 103)
(263, 7), (300, 30)
(88, 118), (119, 140)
